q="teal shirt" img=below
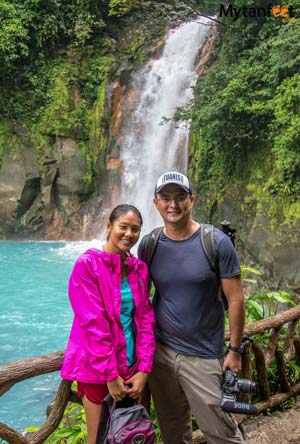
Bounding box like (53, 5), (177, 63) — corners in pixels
(120, 278), (136, 366)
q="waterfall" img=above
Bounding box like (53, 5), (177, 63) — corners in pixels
(120, 18), (212, 234)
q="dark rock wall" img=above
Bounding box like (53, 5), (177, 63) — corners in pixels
(199, 183), (300, 291)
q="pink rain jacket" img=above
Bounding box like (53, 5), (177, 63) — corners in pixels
(61, 248), (155, 383)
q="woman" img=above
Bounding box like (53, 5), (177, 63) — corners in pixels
(61, 204), (155, 444)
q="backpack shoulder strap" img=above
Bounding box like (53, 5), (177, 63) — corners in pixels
(143, 227), (163, 267)
(96, 395), (115, 444)
(200, 224), (218, 272)
(201, 224), (229, 309)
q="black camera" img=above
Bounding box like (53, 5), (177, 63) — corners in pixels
(221, 369), (257, 415)
(220, 219), (236, 247)
(221, 335), (258, 415)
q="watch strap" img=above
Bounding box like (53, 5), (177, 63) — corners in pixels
(229, 345), (242, 353)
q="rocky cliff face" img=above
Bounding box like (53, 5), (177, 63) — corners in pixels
(0, 137), (98, 239)
(199, 182), (300, 292)
(202, 180), (300, 292)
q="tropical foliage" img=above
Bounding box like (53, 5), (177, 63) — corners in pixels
(189, 0), (300, 224)
(0, 0), (171, 182)
(26, 402), (87, 444)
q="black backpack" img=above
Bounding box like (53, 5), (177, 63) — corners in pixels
(140, 222), (236, 310)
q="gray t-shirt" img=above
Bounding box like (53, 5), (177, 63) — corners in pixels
(138, 226), (241, 358)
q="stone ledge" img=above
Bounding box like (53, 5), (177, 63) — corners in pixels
(172, 403), (300, 444)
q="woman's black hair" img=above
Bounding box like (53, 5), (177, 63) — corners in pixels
(109, 204), (143, 226)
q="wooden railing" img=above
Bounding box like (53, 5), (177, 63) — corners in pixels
(1, 306), (300, 444)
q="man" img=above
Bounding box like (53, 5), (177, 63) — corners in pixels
(138, 171), (245, 444)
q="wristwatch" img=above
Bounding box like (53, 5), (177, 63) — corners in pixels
(228, 344), (242, 354)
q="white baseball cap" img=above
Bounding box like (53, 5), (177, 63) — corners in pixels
(155, 171), (192, 194)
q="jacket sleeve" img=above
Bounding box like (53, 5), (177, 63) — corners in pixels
(68, 254), (119, 381)
(136, 267), (156, 374)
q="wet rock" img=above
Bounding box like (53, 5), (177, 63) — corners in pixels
(217, 193), (300, 289)
(0, 147), (39, 227)
(54, 137), (88, 206)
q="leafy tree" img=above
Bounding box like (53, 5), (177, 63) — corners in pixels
(108, 0), (145, 17)
(189, 1), (300, 210)
(0, 1), (30, 66)
(270, 74), (300, 196)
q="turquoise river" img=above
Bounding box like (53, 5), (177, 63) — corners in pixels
(0, 241), (101, 433)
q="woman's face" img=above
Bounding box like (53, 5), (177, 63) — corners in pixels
(106, 211), (142, 255)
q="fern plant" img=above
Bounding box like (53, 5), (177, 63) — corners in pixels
(26, 402), (87, 444)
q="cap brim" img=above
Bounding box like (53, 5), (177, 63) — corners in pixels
(155, 183), (190, 194)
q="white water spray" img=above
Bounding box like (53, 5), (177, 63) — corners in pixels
(120, 18), (212, 234)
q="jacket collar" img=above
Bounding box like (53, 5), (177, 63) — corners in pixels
(85, 247), (140, 271)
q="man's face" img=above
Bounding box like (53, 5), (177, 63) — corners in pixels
(153, 184), (195, 225)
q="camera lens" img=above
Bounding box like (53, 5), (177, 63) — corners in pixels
(237, 379), (256, 394)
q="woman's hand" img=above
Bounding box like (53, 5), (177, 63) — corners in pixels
(125, 372), (149, 401)
(107, 376), (128, 401)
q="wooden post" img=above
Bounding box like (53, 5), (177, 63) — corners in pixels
(265, 327), (281, 367)
(240, 344), (253, 404)
(275, 350), (290, 393)
(284, 320), (298, 362)
(252, 341), (270, 400)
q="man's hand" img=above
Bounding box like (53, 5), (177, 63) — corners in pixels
(125, 372), (149, 401)
(223, 350), (242, 373)
(107, 376), (128, 401)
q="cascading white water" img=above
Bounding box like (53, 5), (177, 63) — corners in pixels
(120, 18), (212, 234)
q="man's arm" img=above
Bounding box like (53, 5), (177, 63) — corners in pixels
(221, 274), (245, 372)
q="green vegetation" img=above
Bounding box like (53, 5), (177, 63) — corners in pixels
(26, 402), (87, 444)
(189, 0), (300, 227)
(108, 0), (149, 17)
(239, 266), (300, 405)
(0, 0), (171, 187)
